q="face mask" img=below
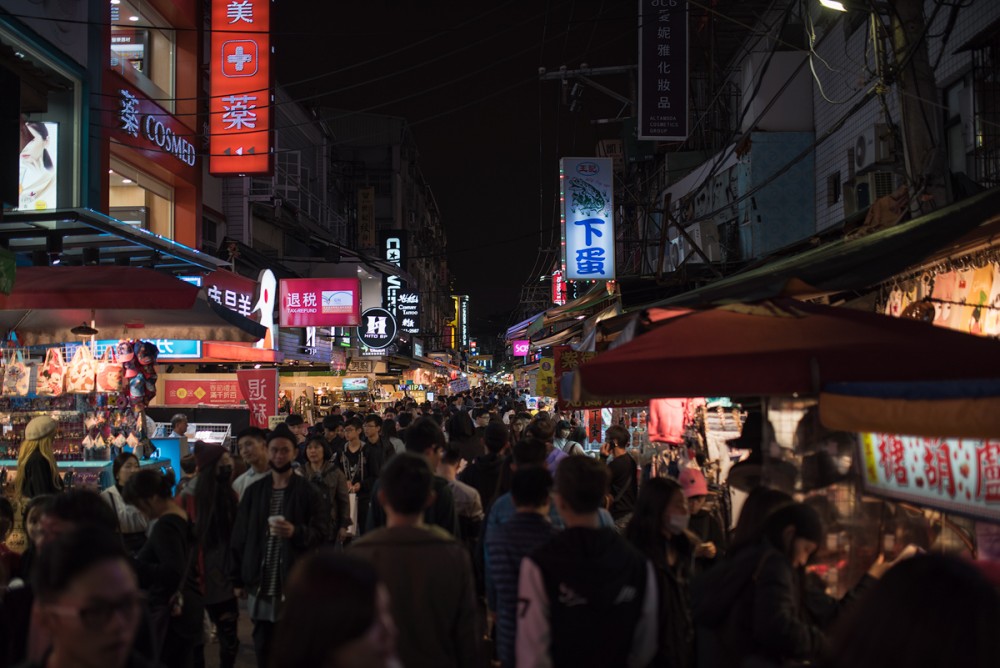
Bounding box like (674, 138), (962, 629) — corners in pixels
(216, 465), (233, 482)
(667, 512), (690, 536)
(270, 461), (293, 474)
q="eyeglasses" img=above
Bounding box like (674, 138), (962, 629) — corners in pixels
(46, 592), (146, 630)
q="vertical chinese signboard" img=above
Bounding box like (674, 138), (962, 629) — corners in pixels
(551, 268), (567, 305)
(638, 0), (689, 141)
(860, 433), (1000, 522)
(358, 187), (376, 250)
(210, 0), (272, 175)
(560, 158), (616, 281)
(237, 368), (278, 429)
(397, 291), (420, 334)
(554, 345), (647, 410)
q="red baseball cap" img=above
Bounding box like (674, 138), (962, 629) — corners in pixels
(679, 468), (709, 498)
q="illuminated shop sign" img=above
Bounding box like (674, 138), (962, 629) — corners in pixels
(398, 291), (420, 334)
(380, 230), (407, 316)
(210, 0), (272, 175)
(110, 79), (198, 180)
(860, 433), (1000, 523)
(561, 157), (616, 281)
(279, 278), (360, 327)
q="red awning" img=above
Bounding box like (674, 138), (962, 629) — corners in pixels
(0, 266), (199, 310)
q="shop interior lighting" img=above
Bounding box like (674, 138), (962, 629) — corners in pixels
(818, 0), (847, 10)
(128, 15), (139, 21)
(121, 178), (132, 184)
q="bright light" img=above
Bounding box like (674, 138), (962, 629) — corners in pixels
(128, 15), (139, 21)
(121, 178), (132, 184)
(818, 0), (847, 11)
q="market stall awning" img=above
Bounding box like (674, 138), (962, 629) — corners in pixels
(531, 324), (583, 349)
(0, 266), (199, 310)
(651, 186), (1000, 307)
(544, 283), (618, 323)
(574, 299), (1000, 404)
(1, 208), (230, 273)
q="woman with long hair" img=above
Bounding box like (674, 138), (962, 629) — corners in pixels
(100, 452), (149, 553)
(124, 468), (204, 668)
(447, 410), (482, 462)
(177, 441), (240, 668)
(14, 416), (63, 499)
(301, 435), (352, 544)
(269, 550), (398, 668)
(625, 477), (696, 668)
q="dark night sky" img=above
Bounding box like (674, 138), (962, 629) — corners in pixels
(274, 1), (636, 342)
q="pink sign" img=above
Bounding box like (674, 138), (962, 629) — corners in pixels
(513, 340), (531, 356)
(860, 433), (1000, 523)
(237, 368), (278, 429)
(279, 279), (360, 327)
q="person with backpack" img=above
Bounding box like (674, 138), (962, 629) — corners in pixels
(554, 420), (586, 456)
(301, 434), (352, 544)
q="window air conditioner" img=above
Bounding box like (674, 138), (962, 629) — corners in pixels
(854, 124), (894, 174)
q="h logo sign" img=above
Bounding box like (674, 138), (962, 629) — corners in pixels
(367, 316), (388, 336)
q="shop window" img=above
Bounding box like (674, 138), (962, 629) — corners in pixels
(110, 0), (175, 110)
(109, 159), (173, 239)
(971, 28), (1000, 187)
(0, 22), (83, 210)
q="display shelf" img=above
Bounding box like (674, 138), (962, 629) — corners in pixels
(153, 422), (231, 446)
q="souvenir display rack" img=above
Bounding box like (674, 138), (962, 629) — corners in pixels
(152, 422), (231, 447)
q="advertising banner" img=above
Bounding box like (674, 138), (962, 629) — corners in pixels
(554, 345), (647, 410)
(638, 0), (689, 140)
(358, 307), (397, 350)
(449, 377), (471, 394)
(279, 278), (360, 327)
(859, 433), (1000, 522)
(209, 0), (272, 175)
(512, 340), (530, 357)
(237, 368), (278, 428)
(164, 379), (241, 406)
(18, 121), (58, 210)
(537, 357), (555, 397)
(560, 157), (616, 281)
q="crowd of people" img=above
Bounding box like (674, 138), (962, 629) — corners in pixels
(0, 387), (999, 668)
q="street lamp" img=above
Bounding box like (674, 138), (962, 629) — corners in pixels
(818, 0), (847, 10)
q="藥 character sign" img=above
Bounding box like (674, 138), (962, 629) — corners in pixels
(561, 157), (615, 281)
(210, 0), (272, 175)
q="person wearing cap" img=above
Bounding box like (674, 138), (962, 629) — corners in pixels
(678, 468), (727, 574)
(13, 416), (63, 499)
(178, 441), (241, 668)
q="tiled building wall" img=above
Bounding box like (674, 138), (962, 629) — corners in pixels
(812, 1), (1000, 232)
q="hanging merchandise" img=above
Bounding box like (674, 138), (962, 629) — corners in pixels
(2, 350), (33, 397)
(121, 339), (158, 409)
(96, 345), (124, 393)
(36, 347), (65, 397)
(66, 345), (98, 394)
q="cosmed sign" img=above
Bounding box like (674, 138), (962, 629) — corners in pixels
(279, 278), (359, 327)
(561, 157), (616, 281)
(860, 433), (1000, 523)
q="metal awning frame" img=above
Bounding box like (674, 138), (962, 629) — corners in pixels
(1, 208), (229, 273)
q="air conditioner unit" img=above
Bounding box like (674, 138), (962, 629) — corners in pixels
(853, 171), (896, 211)
(854, 124), (894, 173)
(665, 237), (683, 273)
(682, 221), (722, 264)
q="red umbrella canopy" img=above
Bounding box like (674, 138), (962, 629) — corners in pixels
(575, 299), (1000, 400)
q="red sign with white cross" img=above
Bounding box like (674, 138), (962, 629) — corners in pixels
(210, 0), (272, 175)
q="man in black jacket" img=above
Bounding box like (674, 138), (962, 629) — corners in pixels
(366, 417), (460, 538)
(230, 427), (329, 667)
